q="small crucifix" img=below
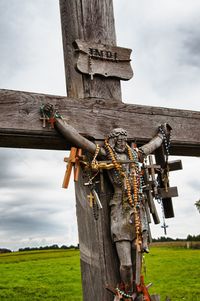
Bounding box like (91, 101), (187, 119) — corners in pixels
(0, 1), (199, 301)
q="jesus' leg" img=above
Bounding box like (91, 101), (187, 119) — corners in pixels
(115, 240), (133, 293)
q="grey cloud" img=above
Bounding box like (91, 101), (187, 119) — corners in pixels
(0, 186), (73, 213)
(0, 146), (75, 249)
(0, 1), (32, 83)
(0, 0), (63, 94)
(114, 1), (200, 110)
(0, 176), (57, 190)
(0, 198), (72, 237)
(0, 213), (56, 234)
(0, 148), (66, 189)
(187, 179), (200, 192)
(182, 36), (200, 67)
(1, 0), (200, 250)
(0, 196), (64, 213)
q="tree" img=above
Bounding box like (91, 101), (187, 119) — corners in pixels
(195, 199), (200, 213)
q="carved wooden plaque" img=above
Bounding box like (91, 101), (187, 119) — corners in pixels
(74, 39), (133, 80)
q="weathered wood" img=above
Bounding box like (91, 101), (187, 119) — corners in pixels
(59, 0), (121, 100)
(143, 164), (160, 224)
(76, 170), (120, 301)
(62, 147), (78, 188)
(0, 0), (199, 300)
(150, 294), (161, 301)
(59, 1), (122, 300)
(0, 89), (199, 156)
(147, 160), (182, 173)
(168, 160), (183, 172)
(74, 39), (133, 80)
(155, 146), (175, 218)
(158, 187), (178, 199)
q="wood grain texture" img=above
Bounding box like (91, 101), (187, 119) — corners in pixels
(74, 39), (133, 80)
(59, 1), (122, 299)
(59, 0), (122, 100)
(0, 89), (199, 156)
(76, 169), (120, 301)
(151, 295), (161, 301)
(0, 0), (195, 299)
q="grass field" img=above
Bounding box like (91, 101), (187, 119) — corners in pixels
(0, 249), (82, 301)
(145, 246), (200, 301)
(0, 246), (199, 301)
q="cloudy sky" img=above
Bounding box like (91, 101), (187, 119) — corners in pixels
(0, 0), (199, 251)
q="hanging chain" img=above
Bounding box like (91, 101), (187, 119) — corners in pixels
(91, 144), (100, 170)
(85, 146), (101, 221)
(156, 176), (169, 235)
(160, 198), (168, 235)
(92, 199), (99, 220)
(158, 124), (171, 163)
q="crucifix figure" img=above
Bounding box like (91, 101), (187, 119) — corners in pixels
(0, 0), (199, 301)
(40, 103), (171, 300)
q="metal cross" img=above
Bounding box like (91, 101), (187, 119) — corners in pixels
(161, 221), (169, 235)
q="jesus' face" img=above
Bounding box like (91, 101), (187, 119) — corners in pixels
(114, 134), (127, 153)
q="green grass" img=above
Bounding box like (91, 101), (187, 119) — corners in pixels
(0, 249), (82, 301)
(0, 247), (200, 301)
(144, 246), (200, 301)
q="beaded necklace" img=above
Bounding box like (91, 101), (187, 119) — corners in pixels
(104, 139), (143, 248)
(126, 144), (143, 248)
(104, 140), (141, 205)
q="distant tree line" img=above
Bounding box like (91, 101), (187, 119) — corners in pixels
(1, 236), (200, 253)
(0, 248), (12, 254)
(18, 244), (79, 252)
(0, 244), (79, 254)
(185, 234), (200, 241)
(152, 234), (200, 242)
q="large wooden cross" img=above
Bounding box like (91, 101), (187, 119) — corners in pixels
(0, 1), (200, 300)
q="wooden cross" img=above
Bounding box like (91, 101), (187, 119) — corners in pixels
(146, 154), (182, 217)
(62, 147), (82, 188)
(0, 1), (200, 300)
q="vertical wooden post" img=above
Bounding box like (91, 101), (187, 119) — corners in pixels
(151, 295), (161, 301)
(59, 1), (122, 300)
(59, 0), (121, 101)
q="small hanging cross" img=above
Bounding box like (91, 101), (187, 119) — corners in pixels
(40, 113), (48, 128)
(48, 116), (56, 129)
(87, 192), (94, 208)
(62, 147), (82, 188)
(161, 221), (169, 235)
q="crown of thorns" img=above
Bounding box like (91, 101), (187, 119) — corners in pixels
(108, 128), (127, 139)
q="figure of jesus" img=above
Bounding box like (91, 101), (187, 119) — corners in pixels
(41, 104), (171, 300)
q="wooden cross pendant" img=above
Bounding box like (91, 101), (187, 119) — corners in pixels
(40, 113), (48, 128)
(87, 192), (94, 208)
(48, 117), (56, 129)
(62, 147), (82, 189)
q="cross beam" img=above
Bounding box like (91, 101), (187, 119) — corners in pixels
(1, 0), (200, 300)
(0, 89), (199, 156)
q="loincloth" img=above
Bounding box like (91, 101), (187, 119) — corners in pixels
(110, 193), (148, 242)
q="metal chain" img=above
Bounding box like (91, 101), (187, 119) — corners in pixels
(158, 125), (171, 163)
(92, 200), (99, 220)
